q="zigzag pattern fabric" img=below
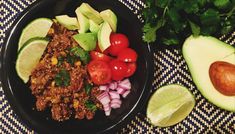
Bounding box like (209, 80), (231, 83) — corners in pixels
(0, 0), (235, 133)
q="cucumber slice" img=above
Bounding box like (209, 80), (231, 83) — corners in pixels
(16, 37), (49, 83)
(18, 18), (52, 51)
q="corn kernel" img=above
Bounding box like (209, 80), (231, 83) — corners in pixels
(51, 57), (58, 65)
(60, 51), (66, 56)
(51, 81), (55, 87)
(75, 61), (81, 66)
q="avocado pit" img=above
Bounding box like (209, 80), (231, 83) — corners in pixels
(209, 61), (235, 96)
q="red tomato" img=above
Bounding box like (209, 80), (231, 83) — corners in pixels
(109, 60), (128, 81)
(117, 48), (137, 62)
(108, 33), (129, 56)
(90, 51), (112, 62)
(95, 43), (109, 55)
(88, 60), (111, 85)
(125, 62), (137, 77)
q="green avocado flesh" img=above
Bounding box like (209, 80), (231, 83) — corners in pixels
(75, 8), (89, 33)
(79, 3), (103, 24)
(98, 22), (112, 52)
(100, 9), (117, 32)
(182, 36), (235, 111)
(55, 15), (79, 30)
(73, 33), (97, 51)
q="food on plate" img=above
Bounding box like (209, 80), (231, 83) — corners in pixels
(18, 18), (52, 50)
(97, 21), (112, 51)
(98, 79), (131, 116)
(183, 36), (235, 111)
(78, 3), (103, 24)
(55, 15), (79, 30)
(16, 37), (49, 83)
(100, 9), (117, 32)
(75, 8), (90, 33)
(72, 33), (97, 51)
(147, 84), (195, 127)
(15, 3), (138, 121)
(209, 61), (235, 96)
(109, 33), (129, 56)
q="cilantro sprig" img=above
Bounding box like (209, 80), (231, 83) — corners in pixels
(142, 0), (235, 45)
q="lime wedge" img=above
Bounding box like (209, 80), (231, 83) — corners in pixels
(147, 84), (195, 127)
(18, 18), (52, 51)
(16, 37), (49, 83)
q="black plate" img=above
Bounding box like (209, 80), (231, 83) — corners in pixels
(0, 0), (153, 133)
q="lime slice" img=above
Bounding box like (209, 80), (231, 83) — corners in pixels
(147, 84), (195, 127)
(18, 18), (52, 51)
(16, 37), (49, 83)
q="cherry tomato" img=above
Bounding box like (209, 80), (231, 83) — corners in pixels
(125, 62), (137, 77)
(108, 33), (129, 56)
(117, 48), (137, 62)
(95, 43), (109, 55)
(90, 51), (112, 62)
(109, 60), (128, 81)
(88, 60), (111, 85)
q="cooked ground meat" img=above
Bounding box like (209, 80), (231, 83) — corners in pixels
(30, 22), (103, 121)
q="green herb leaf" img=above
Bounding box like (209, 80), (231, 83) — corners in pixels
(54, 69), (70, 87)
(184, 1), (199, 14)
(188, 20), (200, 36)
(155, 0), (170, 8)
(85, 84), (93, 95)
(57, 56), (64, 66)
(200, 9), (220, 26)
(70, 47), (90, 64)
(213, 0), (230, 9)
(85, 100), (97, 112)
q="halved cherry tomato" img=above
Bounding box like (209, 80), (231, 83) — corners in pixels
(95, 43), (109, 55)
(109, 59), (128, 81)
(108, 33), (129, 56)
(90, 51), (112, 62)
(125, 62), (137, 77)
(88, 60), (111, 85)
(117, 48), (137, 62)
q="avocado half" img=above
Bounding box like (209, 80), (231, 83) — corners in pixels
(182, 36), (235, 112)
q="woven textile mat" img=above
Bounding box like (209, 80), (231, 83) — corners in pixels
(1, 0), (235, 133)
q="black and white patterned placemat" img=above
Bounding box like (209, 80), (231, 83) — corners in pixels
(1, 0), (235, 133)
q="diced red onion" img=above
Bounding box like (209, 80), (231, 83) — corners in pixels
(99, 85), (109, 91)
(97, 92), (110, 105)
(105, 109), (111, 116)
(103, 104), (111, 111)
(111, 98), (122, 105)
(122, 90), (131, 98)
(111, 103), (121, 109)
(118, 79), (131, 90)
(109, 82), (118, 90)
(109, 91), (120, 99)
(116, 87), (126, 95)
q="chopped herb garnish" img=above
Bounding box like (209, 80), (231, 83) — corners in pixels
(54, 69), (70, 87)
(85, 84), (93, 95)
(85, 100), (97, 112)
(66, 54), (78, 65)
(70, 46), (90, 64)
(142, 0), (235, 45)
(57, 56), (64, 66)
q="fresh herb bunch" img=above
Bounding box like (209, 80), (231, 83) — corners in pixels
(142, 0), (235, 45)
